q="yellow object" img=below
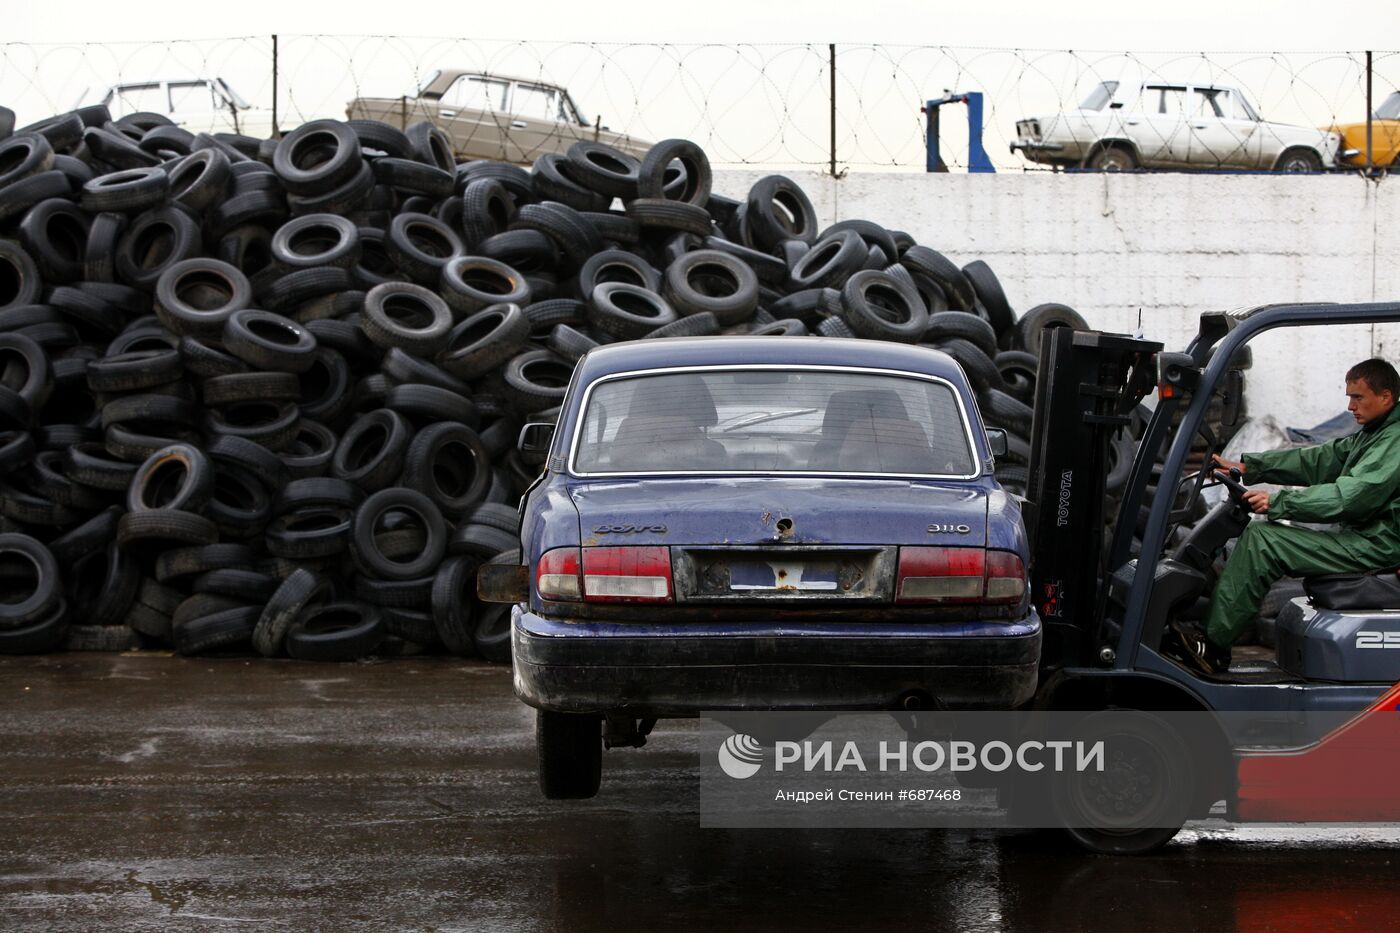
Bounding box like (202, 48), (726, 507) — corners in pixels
(1329, 91), (1400, 167)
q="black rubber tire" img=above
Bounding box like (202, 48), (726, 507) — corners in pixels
(205, 460), (275, 537)
(565, 141), (641, 199)
(787, 230), (866, 291)
(116, 509), (219, 548)
(285, 601), (385, 661)
(279, 420), (338, 480)
(265, 508), (353, 559)
(385, 212), (463, 285)
(203, 400), (301, 452)
(272, 476), (364, 517)
(361, 281), (454, 357)
(114, 205), (201, 290)
(437, 304), (530, 379)
(745, 174), (818, 249)
(459, 177), (517, 250)
(0, 134), (54, 190)
(588, 282), (678, 338)
(167, 148), (230, 213)
(537, 709), (602, 799)
(271, 213), (360, 270)
(222, 309), (318, 374)
(926, 311), (998, 358)
(351, 487), (447, 581)
(962, 260), (1016, 337)
(348, 119), (414, 159)
(173, 605), (260, 656)
(664, 250), (759, 325)
(18, 198), (91, 283)
(637, 138), (711, 206)
(449, 522), (520, 561)
(0, 240), (44, 309)
(86, 348), (182, 393)
(202, 371), (300, 406)
(430, 554), (479, 656)
(80, 167), (169, 213)
(372, 157), (454, 198)
(980, 388), (1034, 436)
(624, 198), (712, 237)
(354, 573), (433, 610)
(1013, 302), (1089, 355)
(923, 337), (1000, 392)
(206, 434), (290, 491)
(530, 153), (610, 213)
(0, 597), (68, 655)
(253, 567), (331, 657)
(48, 506), (121, 566)
(514, 201), (602, 269)
(839, 269), (928, 343)
(901, 246), (976, 311)
(0, 172), (71, 226)
(547, 323), (598, 362)
(501, 349), (573, 414)
(440, 256), (531, 315)
(0, 533), (60, 629)
(402, 422), (492, 519)
(647, 311), (720, 338)
(272, 120), (363, 195)
(332, 408), (412, 492)
(128, 443), (213, 513)
(384, 383), (479, 427)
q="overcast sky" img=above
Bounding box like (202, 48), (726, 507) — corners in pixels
(8, 0), (1398, 50)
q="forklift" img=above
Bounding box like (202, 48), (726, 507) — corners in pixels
(1020, 302), (1400, 853)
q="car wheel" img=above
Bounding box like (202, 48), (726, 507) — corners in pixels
(1085, 147), (1137, 172)
(1051, 710), (1192, 855)
(537, 709), (602, 799)
(1275, 149), (1322, 173)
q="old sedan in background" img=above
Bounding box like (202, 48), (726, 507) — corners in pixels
(1012, 80), (1341, 172)
(347, 68), (651, 165)
(482, 336), (1039, 799)
(1329, 89), (1400, 168)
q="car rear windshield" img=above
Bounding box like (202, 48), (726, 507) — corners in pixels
(571, 367), (976, 477)
(1079, 81), (1119, 111)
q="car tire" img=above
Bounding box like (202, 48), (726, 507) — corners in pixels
(537, 709), (602, 799)
(1085, 145), (1138, 172)
(285, 601), (385, 662)
(1274, 148), (1323, 173)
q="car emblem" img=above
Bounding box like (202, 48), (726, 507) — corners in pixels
(594, 524), (667, 534)
(927, 523), (972, 535)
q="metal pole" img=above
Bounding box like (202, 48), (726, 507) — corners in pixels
(1366, 50), (1374, 173)
(828, 43), (836, 177)
(271, 34), (279, 138)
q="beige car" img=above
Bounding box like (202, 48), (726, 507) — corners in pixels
(347, 69), (651, 165)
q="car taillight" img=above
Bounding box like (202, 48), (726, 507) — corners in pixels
(536, 547), (582, 601)
(582, 546), (673, 603)
(895, 547), (1026, 606)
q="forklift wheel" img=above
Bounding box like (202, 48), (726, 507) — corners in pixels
(1051, 710), (1191, 855)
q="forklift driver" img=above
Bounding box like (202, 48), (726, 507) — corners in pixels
(1170, 358), (1400, 675)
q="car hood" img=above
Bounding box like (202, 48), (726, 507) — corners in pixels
(568, 477), (989, 548)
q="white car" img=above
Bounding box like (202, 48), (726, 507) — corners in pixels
(75, 78), (274, 138)
(1012, 81), (1341, 172)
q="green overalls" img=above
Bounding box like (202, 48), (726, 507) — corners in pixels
(1204, 403), (1400, 650)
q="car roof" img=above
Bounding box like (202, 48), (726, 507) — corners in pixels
(574, 336), (969, 384)
(423, 69), (565, 97)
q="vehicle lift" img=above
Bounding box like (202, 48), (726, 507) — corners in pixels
(922, 92), (995, 173)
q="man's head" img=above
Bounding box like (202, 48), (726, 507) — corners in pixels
(1345, 358), (1400, 426)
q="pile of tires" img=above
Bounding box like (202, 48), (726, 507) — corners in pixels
(0, 102), (1086, 661)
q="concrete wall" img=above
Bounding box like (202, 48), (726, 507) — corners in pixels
(713, 170), (1400, 429)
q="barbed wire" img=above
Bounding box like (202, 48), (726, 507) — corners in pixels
(0, 36), (1395, 172)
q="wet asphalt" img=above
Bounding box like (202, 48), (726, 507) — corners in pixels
(1, 653), (1397, 932)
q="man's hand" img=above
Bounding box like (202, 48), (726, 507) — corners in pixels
(1211, 453), (1246, 476)
(1242, 489), (1270, 514)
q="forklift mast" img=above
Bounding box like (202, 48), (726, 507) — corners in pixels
(1025, 328), (1161, 670)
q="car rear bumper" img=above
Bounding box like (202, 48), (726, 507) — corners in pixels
(511, 607), (1042, 715)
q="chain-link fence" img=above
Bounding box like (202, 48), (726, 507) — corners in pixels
(1, 36), (1396, 173)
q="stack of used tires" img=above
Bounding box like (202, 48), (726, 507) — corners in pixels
(0, 102), (1088, 661)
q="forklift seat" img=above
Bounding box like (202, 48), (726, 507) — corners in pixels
(1303, 567), (1400, 611)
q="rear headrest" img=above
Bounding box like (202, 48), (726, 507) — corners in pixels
(821, 389), (911, 437)
(627, 374), (718, 426)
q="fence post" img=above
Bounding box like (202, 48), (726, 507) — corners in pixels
(271, 34), (279, 138)
(828, 43), (837, 177)
(1365, 50), (1373, 173)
